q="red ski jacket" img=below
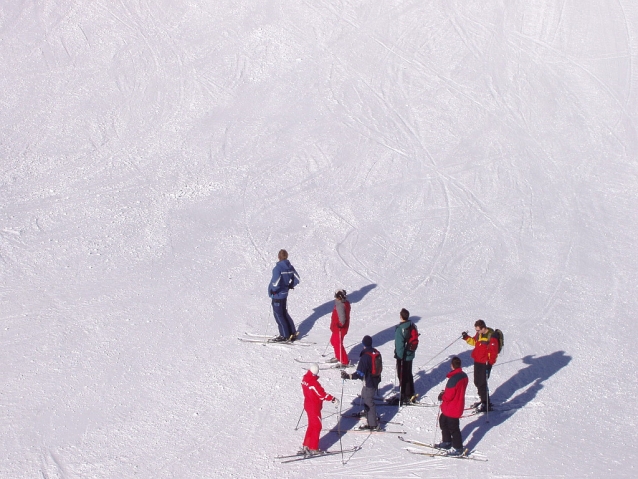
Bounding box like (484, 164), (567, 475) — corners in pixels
(330, 300), (350, 334)
(302, 370), (334, 412)
(441, 367), (468, 418)
(466, 328), (500, 365)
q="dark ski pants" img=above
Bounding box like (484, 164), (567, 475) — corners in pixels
(361, 386), (378, 428)
(473, 362), (489, 404)
(396, 358), (415, 402)
(439, 413), (463, 449)
(271, 297), (296, 338)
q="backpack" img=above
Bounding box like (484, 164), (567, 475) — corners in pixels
(365, 349), (383, 378)
(404, 322), (420, 352)
(491, 329), (504, 353)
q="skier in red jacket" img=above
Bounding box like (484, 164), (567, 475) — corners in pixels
(329, 290), (350, 366)
(462, 319), (500, 412)
(301, 364), (338, 455)
(435, 356), (468, 456)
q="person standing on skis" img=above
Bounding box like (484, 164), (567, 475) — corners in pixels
(435, 356), (469, 456)
(268, 249), (300, 341)
(341, 335), (381, 430)
(301, 364), (338, 455)
(462, 319), (500, 412)
(328, 289), (350, 366)
(393, 308), (416, 405)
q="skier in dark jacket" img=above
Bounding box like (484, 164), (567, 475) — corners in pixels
(393, 308), (416, 405)
(267, 249), (300, 341)
(341, 335), (381, 430)
(435, 356), (468, 456)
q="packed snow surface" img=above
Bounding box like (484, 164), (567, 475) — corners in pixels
(1, 1), (637, 478)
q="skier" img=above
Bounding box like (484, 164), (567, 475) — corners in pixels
(435, 356), (468, 456)
(393, 308), (416, 405)
(341, 335), (381, 430)
(268, 249), (300, 341)
(462, 319), (500, 412)
(301, 363), (338, 455)
(328, 289), (350, 366)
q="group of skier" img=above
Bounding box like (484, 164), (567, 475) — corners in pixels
(267, 249), (502, 457)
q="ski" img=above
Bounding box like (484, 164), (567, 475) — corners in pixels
(398, 437), (488, 461)
(341, 413), (403, 426)
(463, 402), (524, 417)
(278, 445), (361, 463)
(329, 428), (406, 435)
(405, 447), (488, 462)
(294, 358), (352, 369)
(375, 401), (437, 408)
(294, 358), (337, 364)
(238, 337), (315, 346)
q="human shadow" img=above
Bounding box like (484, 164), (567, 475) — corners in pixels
(297, 284), (377, 337)
(319, 381), (402, 451)
(413, 350), (474, 400)
(461, 351), (572, 451)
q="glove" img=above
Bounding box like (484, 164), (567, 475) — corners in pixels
(340, 371), (351, 380)
(462, 331), (469, 340)
(437, 391), (444, 401)
(332, 398), (340, 405)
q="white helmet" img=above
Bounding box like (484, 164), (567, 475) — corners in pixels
(310, 363), (320, 375)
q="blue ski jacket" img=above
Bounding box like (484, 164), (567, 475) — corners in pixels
(268, 259), (300, 299)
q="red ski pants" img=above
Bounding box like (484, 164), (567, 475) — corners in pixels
(330, 330), (348, 365)
(303, 407), (323, 450)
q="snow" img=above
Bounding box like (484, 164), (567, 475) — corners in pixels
(1, 0), (637, 477)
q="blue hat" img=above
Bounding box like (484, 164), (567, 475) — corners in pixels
(362, 335), (372, 348)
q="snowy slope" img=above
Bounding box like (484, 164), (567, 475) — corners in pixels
(1, 1), (638, 478)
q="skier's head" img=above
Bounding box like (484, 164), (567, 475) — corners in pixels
(451, 356), (462, 370)
(362, 335), (373, 348)
(278, 249), (288, 261)
(474, 319), (487, 332)
(334, 289), (347, 301)
(400, 308), (410, 321)
(309, 363), (320, 376)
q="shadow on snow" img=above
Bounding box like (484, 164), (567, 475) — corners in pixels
(296, 283), (377, 337)
(462, 350), (572, 450)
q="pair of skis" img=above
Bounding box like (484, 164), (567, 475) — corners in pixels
(238, 332), (315, 346)
(276, 445), (361, 463)
(398, 436), (488, 461)
(294, 357), (352, 369)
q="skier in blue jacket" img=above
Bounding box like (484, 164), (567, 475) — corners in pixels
(268, 249), (300, 341)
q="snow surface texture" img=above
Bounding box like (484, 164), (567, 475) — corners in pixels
(1, 1), (637, 478)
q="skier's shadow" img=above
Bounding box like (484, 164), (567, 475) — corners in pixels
(462, 351), (572, 451)
(413, 349), (473, 400)
(297, 284), (377, 336)
(319, 382), (402, 451)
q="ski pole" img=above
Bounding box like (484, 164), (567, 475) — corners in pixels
(294, 407), (305, 431)
(485, 364), (490, 424)
(433, 405), (441, 446)
(321, 337), (331, 357)
(418, 335), (463, 371)
(339, 379), (345, 463)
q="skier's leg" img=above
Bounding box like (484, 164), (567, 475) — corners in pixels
(271, 299), (288, 337)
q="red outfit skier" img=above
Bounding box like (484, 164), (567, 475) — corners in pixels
(329, 290), (350, 365)
(435, 356), (469, 455)
(301, 364), (338, 454)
